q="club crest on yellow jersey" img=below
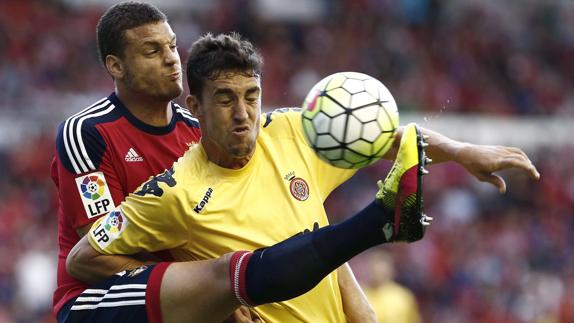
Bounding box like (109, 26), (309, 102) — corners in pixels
(284, 171), (309, 201)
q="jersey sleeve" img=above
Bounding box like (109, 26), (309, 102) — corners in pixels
(53, 118), (123, 229)
(88, 167), (189, 255)
(264, 108), (357, 198)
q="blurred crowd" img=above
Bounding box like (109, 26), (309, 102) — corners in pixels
(330, 149), (574, 322)
(1, 0), (573, 115)
(0, 0), (573, 322)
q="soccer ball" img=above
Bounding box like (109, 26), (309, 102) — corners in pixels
(301, 72), (399, 169)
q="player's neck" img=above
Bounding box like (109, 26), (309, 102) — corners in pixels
(201, 138), (254, 170)
(115, 88), (173, 127)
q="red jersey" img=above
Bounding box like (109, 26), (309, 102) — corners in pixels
(50, 93), (201, 315)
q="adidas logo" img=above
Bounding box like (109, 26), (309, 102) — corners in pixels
(125, 148), (144, 162)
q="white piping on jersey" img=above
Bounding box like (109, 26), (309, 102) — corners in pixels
(63, 98), (115, 174)
(82, 284), (147, 294)
(71, 283), (147, 310)
(75, 104), (116, 172)
(76, 291), (146, 302)
(175, 106), (199, 123)
(70, 299), (145, 310)
(62, 98), (109, 174)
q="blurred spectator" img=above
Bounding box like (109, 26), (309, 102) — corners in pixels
(361, 250), (422, 323)
(14, 247), (56, 320)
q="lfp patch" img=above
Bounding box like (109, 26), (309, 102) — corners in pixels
(104, 210), (124, 233)
(90, 210), (128, 250)
(75, 171), (115, 219)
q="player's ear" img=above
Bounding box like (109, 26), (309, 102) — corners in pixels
(105, 55), (124, 79)
(186, 95), (202, 118)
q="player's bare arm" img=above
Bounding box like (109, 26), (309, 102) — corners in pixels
(75, 223), (93, 237)
(67, 235), (149, 285)
(223, 307), (262, 323)
(384, 125), (540, 193)
(72, 223), (147, 285)
(337, 264), (377, 322)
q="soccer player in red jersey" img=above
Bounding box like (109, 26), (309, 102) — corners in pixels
(50, 1), (201, 320)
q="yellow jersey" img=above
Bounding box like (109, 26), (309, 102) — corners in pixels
(89, 109), (356, 322)
(365, 282), (422, 323)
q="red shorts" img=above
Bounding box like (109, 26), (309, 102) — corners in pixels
(57, 262), (171, 323)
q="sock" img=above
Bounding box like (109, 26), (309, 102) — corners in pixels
(229, 201), (391, 306)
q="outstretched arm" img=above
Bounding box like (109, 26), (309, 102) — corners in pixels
(384, 125), (540, 193)
(337, 263), (377, 323)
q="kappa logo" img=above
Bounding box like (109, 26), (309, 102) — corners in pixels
(193, 188), (214, 213)
(125, 148), (144, 162)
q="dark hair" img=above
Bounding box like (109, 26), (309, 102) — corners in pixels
(186, 32), (263, 98)
(96, 1), (167, 66)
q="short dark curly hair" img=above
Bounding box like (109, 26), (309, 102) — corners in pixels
(186, 33), (263, 99)
(96, 1), (167, 67)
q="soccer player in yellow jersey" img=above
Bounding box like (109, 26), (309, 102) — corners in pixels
(66, 122), (431, 323)
(67, 33), (540, 323)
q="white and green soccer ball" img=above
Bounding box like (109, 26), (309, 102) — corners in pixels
(301, 72), (399, 169)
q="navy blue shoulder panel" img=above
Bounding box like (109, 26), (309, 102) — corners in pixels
(172, 103), (200, 128)
(55, 96), (121, 175)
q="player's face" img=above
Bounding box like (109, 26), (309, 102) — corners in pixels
(194, 72), (261, 160)
(118, 22), (182, 101)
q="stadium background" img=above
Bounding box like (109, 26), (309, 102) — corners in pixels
(0, 0), (572, 322)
